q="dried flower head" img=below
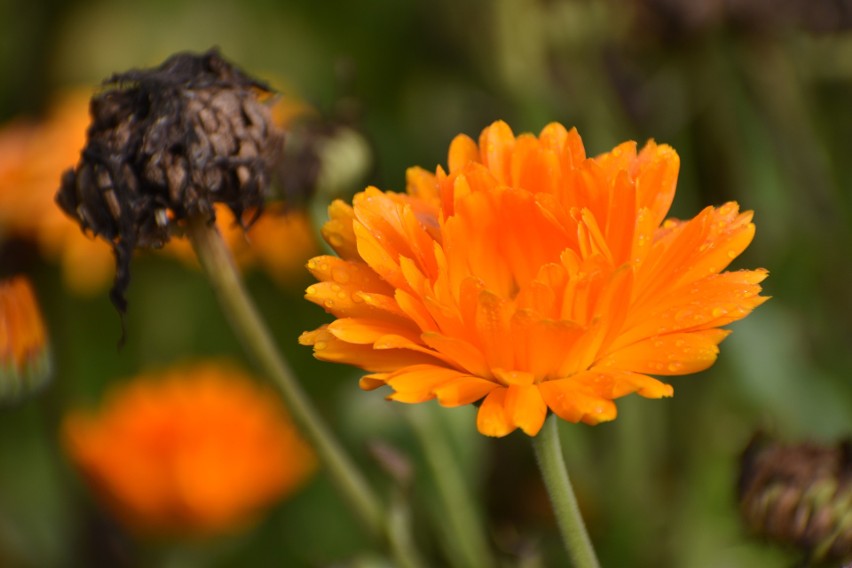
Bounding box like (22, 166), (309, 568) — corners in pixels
(300, 120), (767, 437)
(0, 276), (52, 403)
(62, 361), (316, 537)
(56, 49), (283, 314)
(739, 434), (852, 564)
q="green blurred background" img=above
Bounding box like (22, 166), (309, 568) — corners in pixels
(1, 0), (851, 566)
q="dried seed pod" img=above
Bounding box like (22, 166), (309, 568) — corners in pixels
(56, 48), (283, 319)
(738, 433), (852, 564)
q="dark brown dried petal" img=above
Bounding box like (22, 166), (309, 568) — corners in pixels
(55, 48), (283, 324)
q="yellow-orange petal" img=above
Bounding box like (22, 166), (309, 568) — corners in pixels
(433, 377), (497, 407)
(385, 365), (474, 403)
(505, 384), (547, 436)
(448, 134), (480, 173)
(538, 379), (618, 425)
(321, 200), (359, 260)
(602, 328), (730, 376)
(476, 388), (515, 437)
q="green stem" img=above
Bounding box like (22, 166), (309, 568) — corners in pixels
(186, 217), (384, 535)
(531, 415), (600, 568)
(408, 405), (494, 568)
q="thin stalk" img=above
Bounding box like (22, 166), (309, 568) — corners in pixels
(531, 415), (600, 568)
(186, 217), (383, 534)
(408, 405), (495, 568)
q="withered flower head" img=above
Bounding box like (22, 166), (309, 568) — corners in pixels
(56, 48), (283, 315)
(738, 434), (852, 564)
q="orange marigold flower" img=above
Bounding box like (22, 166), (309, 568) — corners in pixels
(0, 276), (52, 402)
(62, 361), (316, 536)
(300, 120), (768, 437)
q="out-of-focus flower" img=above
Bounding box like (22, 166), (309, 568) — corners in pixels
(62, 361), (316, 537)
(0, 276), (52, 402)
(300, 120), (767, 437)
(739, 434), (852, 564)
(161, 202), (319, 286)
(0, 89), (115, 294)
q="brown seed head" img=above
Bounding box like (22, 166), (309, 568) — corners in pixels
(56, 48), (283, 317)
(738, 434), (852, 564)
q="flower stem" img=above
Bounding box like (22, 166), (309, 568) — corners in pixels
(531, 415), (600, 568)
(407, 405), (494, 568)
(186, 217), (384, 535)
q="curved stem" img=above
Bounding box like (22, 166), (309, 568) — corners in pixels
(531, 415), (600, 568)
(186, 217), (384, 535)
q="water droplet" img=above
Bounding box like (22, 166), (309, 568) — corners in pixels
(711, 307), (727, 318)
(331, 284), (341, 293)
(324, 299), (334, 308)
(727, 250), (737, 259)
(675, 339), (685, 348)
(332, 268), (351, 284)
(314, 341), (328, 351)
(307, 285), (317, 295)
(337, 291), (348, 300)
(352, 293), (365, 304)
(653, 340), (664, 348)
(667, 362), (683, 372)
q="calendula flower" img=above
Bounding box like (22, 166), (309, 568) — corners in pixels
(62, 361), (316, 536)
(300, 120), (767, 437)
(0, 89), (115, 294)
(0, 276), (52, 402)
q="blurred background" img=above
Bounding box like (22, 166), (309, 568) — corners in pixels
(1, 0), (851, 566)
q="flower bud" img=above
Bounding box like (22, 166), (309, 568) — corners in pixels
(0, 276), (52, 403)
(739, 434), (852, 564)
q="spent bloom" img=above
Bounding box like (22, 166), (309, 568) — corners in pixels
(0, 276), (52, 402)
(62, 361), (316, 536)
(300, 120), (767, 437)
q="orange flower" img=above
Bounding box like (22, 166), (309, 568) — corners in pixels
(63, 361), (316, 536)
(300, 120), (767, 437)
(0, 276), (52, 401)
(0, 90), (115, 294)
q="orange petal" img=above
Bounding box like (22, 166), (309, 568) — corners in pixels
(476, 388), (515, 437)
(433, 377), (497, 407)
(505, 384), (547, 436)
(601, 328), (730, 376)
(538, 379), (618, 424)
(386, 365), (474, 403)
(448, 134), (480, 173)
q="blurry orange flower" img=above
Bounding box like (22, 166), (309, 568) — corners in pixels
(63, 361), (316, 536)
(162, 202), (318, 286)
(0, 90), (114, 294)
(0, 276), (51, 402)
(300, 120), (767, 437)
(0, 90), (317, 295)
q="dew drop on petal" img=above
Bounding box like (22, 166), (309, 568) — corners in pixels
(324, 299), (334, 308)
(314, 341), (328, 351)
(331, 268), (351, 284)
